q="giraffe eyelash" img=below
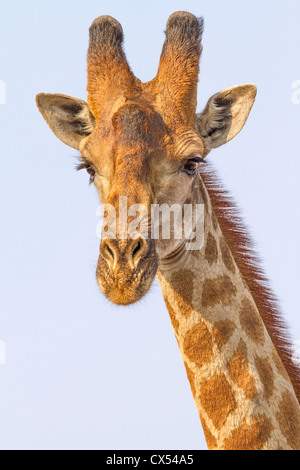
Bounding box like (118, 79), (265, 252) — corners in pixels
(76, 160), (96, 184)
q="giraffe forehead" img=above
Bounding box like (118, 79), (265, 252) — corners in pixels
(112, 102), (168, 147)
(86, 97), (203, 164)
(110, 101), (203, 156)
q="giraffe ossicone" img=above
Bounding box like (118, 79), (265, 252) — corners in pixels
(36, 11), (300, 450)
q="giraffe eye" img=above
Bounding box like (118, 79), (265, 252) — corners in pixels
(184, 160), (199, 176)
(183, 154), (206, 176)
(86, 166), (95, 177)
(76, 161), (96, 184)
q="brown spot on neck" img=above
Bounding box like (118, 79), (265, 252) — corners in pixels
(220, 236), (236, 274)
(223, 415), (273, 450)
(254, 355), (275, 402)
(199, 372), (237, 431)
(213, 319), (236, 350)
(183, 321), (213, 368)
(205, 232), (218, 265)
(170, 268), (194, 305)
(202, 275), (237, 308)
(240, 298), (265, 345)
(272, 347), (290, 382)
(276, 390), (300, 450)
(227, 339), (258, 401)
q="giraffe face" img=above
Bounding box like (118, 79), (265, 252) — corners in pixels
(36, 12), (256, 305)
(79, 99), (206, 305)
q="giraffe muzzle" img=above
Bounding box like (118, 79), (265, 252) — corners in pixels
(96, 237), (158, 305)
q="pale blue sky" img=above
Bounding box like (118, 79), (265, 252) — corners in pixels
(0, 0), (299, 450)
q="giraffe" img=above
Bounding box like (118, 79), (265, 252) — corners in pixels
(35, 12), (300, 450)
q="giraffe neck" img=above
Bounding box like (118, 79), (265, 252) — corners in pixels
(157, 175), (300, 450)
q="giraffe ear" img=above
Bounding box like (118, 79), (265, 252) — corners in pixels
(36, 93), (95, 150)
(196, 84), (257, 151)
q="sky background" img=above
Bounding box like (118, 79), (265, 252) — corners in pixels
(0, 0), (300, 451)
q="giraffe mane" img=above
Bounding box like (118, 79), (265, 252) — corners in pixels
(201, 161), (300, 404)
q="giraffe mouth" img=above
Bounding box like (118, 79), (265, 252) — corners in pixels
(96, 239), (159, 305)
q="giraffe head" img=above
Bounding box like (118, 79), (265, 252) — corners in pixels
(36, 12), (257, 305)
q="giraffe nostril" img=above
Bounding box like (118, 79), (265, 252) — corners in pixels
(101, 239), (116, 268)
(132, 241), (142, 260)
(101, 237), (148, 270)
(105, 243), (114, 260)
(131, 237), (148, 267)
